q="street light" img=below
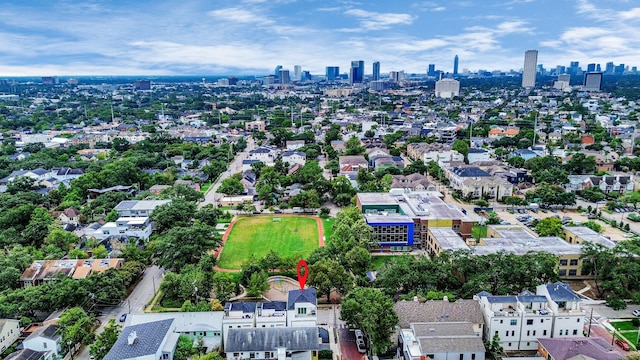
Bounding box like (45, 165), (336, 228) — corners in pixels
(67, 340), (74, 360)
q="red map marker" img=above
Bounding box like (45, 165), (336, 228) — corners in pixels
(297, 260), (308, 290)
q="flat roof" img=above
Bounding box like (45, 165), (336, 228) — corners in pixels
(564, 226), (616, 248)
(365, 214), (415, 224)
(357, 192), (397, 206)
(472, 226), (582, 256)
(429, 228), (470, 251)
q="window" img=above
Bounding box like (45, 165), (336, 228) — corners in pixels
(471, 355), (476, 360)
(43, 343), (47, 349)
(569, 269), (577, 276)
(573, 329), (578, 335)
(510, 319), (517, 326)
(527, 330), (530, 336)
(459, 355), (464, 360)
(500, 320), (503, 324)
(508, 343), (512, 347)
(505, 331), (508, 337)
(559, 269), (567, 276)
(570, 259), (579, 266)
(559, 259), (568, 266)
(541, 319), (544, 323)
(233, 354), (240, 357)
(250, 353), (255, 359)
(527, 319), (533, 325)
(297, 307), (307, 315)
(533, 330), (536, 336)
(495, 331), (498, 336)
(577, 318), (581, 322)
(511, 331), (515, 336)
(543, 330), (547, 336)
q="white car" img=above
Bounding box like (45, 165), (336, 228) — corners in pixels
(632, 309), (640, 317)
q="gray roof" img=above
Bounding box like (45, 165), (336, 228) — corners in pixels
(418, 336), (485, 353)
(545, 282), (581, 302)
(103, 319), (174, 360)
(394, 300), (484, 328)
(287, 288), (317, 310)
(537, 337), (621, 360)
(225, 327), (320, 352)
(26, 324), (60, 341)
(5, 349), (48, 360)
(485, 295), (517, 303)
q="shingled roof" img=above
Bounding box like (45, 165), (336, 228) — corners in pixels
(394, 299), (484, 328)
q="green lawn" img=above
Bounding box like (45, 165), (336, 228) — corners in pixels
(217, 216), (320, 269)
(370, 255), (404, 271)
(611, 320), (640, 347)
(322, 218), (334, 242)
(200, 182), (212, 194)
(472, 225), (488, 239)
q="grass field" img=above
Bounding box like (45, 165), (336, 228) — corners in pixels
(200, 182), (212, 194)
(611, 320), (640, 347)
(217, 216), (320, 269)
(370, 255), (405, 271)
(472, 225), (488, 239)
(322, 218), (334, 242)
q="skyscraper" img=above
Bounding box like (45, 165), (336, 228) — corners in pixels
(293, 65), (302, 81)
(522, 50), (538, 88)
(350, 60), (364, 84)
(325, 66), (340, 81)
(372, 61), (380, 81)
(453, 55), (459, 76)
(587, 63), (596, 72)
(605, 62), (614, 75)
(274, 65), (282, 79)
(428, 64), (435, 76)
(279, 69), (290, 84)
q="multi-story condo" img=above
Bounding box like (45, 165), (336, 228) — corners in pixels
(536, 282), (585, 338)
(522, 50), (538, 88)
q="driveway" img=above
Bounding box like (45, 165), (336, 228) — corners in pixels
(339, 328), (365, 360)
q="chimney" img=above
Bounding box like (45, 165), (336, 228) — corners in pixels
(127, 331), (137, 345)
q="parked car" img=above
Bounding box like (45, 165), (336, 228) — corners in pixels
(274, 209), (282, 214)
(354, 329), (363, 341)
(119, 313), (127, 322)
(615, 339), (630, 351)
(632, 309), (640, 317)
(356, 339), (366, 354)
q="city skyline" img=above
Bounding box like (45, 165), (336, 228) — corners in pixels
(0, 0), (639, 76)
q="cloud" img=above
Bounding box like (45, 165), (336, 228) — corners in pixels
(343, 9), (414, 30)
(619, 7), (640, 20)
(208, 7), (273, 25)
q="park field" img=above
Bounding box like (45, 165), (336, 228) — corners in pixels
(216, 216), (320, 269)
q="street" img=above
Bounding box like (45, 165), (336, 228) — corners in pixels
(76, 265), (163, 358)
(199, 137), (256, 209)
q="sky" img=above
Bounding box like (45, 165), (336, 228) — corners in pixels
(0, 0), (639, 76)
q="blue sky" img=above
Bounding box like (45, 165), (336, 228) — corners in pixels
(0, 0), (638, 76)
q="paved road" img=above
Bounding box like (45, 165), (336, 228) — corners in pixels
(76, 265), (164, 359)
(199, 137), (256, 209)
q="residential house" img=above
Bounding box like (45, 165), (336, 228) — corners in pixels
(281, 151), (307, 167)
(249, 146), (279, 165)
(129, 312), (224, 352)
(287, 288), (317, 327)
(398, 322), (485, 360)
(582, 175), (634, 195)
(370, 156), (405, 170)
(406, 143), (463, 164)
(20, 259), (124, 287)
(477, 291), (553, 351)
(174, 179), (201, 192)
(58, 207), (80, 226)
(467, 148), (491, 164)
(365, 147), (390, 158)
(87, 185), (136, 199)
(330, 140), (346, 152)
(535, 282), (584, 339)
(22, 325), (62, 360)
(223, 302), (258, 344)
(509, 149), (539, 161)
(338, 156), (368, 175)
(285, 140), (305, 151)
(390, 174), (435, 192)
(51, 167), (84, 181)
(0, 319), (21, 354)
(256, 301), (288, 329)
(242, 159), (262, 171)
(92, 217), (153, 240)
(246, 121), (266, 132)
(448, 167), (513, 200)
(537, 337), (623, 360)
(104, 319), (178, 360)
(114, 200), (171, 217)
(224, 327), (319, 360)
(394, 299), (485, 335)
(5, 349), (48, 360)
(149, 185), (172, 195)
(488, 127), (519, 139)
(0, 168), (50, 192)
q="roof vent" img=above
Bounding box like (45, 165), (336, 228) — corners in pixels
(128, 331), (137, 345)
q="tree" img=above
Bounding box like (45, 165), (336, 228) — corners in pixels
(581, 221), (602, 233)
(155, 223), (221, 272)
(218, 175), (245, 196)
(308, 259), (353, 301)
(45, 228), (78, 253)
(452, 140), (469, 161)
(485, 333), (504, 360)
(195, 204), (222, 227)
(58, 307), (95, 348)
(212, 272), (236, 302)
(565, 153), (596, 174)
(580, 187), (606, 203)
(151, 199), (196, 233)
(174, 335), (195, 360)
(535, 217), (563, 236)
(22, 207), (53, 248)
(246, 271), (269, 298)
(340, 288), (398, 354)
(625, 191), (640, 209)
(90, 319), (121, 360)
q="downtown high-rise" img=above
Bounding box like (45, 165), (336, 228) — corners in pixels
(453, 55), (459, 76)
(350, 60), (364, 84)
(372, 61), (380, 81)
(325, 66), (340, 81)
(522, 50), (538, 88)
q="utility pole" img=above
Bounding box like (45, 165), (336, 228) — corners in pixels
(587, 307), (593, 336)
(532, 113), (538, 147)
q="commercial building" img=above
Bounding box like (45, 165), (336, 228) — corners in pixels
(350, 60), (365, 84)
(356, 192), (473, 251)
(583, 72), (603, 91)
(372, 61), (380, 81)
(453, 55), (459, 76)
(325, 67), (340, 81)
(293, 65), (302, 81)
(522, 50), (538, 88)
(434, 78), (460, 98)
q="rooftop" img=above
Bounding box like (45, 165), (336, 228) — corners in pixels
(395, 299), (484, 328)
(103, 319), (175, 360)
(225, 327), (320, 352)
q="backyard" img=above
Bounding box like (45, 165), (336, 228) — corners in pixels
(611, 320), (640, 349)
(216, 216), (321, 269)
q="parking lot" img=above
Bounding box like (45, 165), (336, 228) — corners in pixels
(494, 208), (628, 241)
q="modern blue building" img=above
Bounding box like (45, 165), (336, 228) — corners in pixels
(372, 61), (380, 81)
(350, 60), (364, 84)
(325, 66), (339, 81)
